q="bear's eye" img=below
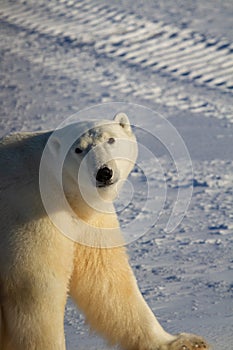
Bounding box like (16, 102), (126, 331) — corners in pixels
(75, 147), (83, 154)
(108, 137), (115, 145)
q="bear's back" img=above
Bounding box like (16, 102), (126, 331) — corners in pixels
(0, 131), (51, 191)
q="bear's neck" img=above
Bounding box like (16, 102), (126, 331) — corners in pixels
(67, 192), (119, 229)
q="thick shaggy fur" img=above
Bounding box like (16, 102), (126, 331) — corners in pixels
(0, 117), (209, 350)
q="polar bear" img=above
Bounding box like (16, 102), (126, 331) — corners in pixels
(0, 113), (209, 350)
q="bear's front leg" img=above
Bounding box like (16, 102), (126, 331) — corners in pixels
(1, 271), (68, 350)
(70, 245), (210, 350)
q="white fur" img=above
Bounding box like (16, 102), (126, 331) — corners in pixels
(0, 114), (209, 350)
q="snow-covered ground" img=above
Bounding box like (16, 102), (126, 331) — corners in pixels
(1, 0), (233, 349)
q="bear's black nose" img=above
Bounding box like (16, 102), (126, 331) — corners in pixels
(96, 166), (113, 185)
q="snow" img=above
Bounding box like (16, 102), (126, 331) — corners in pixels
(1, 0), (233, 349)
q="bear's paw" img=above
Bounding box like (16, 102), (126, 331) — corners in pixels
(162, 333), (210, 350)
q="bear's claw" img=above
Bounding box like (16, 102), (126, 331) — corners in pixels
(167, 333), (210, 350)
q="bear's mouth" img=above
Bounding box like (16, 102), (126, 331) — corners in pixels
(96, 180), (115, 188)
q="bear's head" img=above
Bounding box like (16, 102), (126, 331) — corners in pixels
(48, 113), (138, 217)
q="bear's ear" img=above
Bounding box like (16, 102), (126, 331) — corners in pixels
(114, 112), (132, 135)
(48, 136), (61, 156)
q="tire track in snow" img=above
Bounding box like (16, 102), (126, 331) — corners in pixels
(8, 0), (233, 91)
(1, 0), (233, 122)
